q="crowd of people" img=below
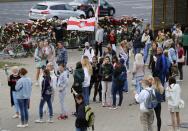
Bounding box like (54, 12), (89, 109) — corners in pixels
(5, 21), (188, 131)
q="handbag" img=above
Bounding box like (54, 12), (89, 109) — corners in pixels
(179, 99), (185, 109)
(177, 56), (185, 63)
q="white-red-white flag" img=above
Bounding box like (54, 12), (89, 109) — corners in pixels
(67, 17), (96, 31)
(95, 0), (100, 23)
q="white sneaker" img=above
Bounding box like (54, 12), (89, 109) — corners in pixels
(17, 124), (25, 128)
(24, 124), (29, 127)
(35, 82), (39, 86)
(35, 119), (44, 123)
(47, 118), (54, 123)
(12, 114), (19, 119)
(109, 106), (117, 110)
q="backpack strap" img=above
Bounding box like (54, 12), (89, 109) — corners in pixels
(89, 47), (92, 54)
(145, 88), (155, 97)
(84, 47), (92, 54)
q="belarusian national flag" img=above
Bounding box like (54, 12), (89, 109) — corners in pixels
(67, 17), (95, 31)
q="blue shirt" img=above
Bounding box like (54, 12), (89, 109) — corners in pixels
(15, 76), (32, 99)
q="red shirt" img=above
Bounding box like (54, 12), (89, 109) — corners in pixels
(178, 47), (184, 58)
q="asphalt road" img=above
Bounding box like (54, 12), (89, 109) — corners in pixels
(0, 0), (151, 25)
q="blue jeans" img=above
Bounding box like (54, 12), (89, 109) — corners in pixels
(135, 76), (144, 94)
(159, 73), (165, 86)
(112, 81), (123, 106)
(76, 127), (87, 131)
(143, 43), (151, 63)
(123, 79), (128, 92)
(18, 99), (29, 124)
(12, 91), (19, 113)
(133, 48), (142, 56)
(39, 95), (53, 119)
(126, 51), (130, 70)
(82, 87), (89, 106)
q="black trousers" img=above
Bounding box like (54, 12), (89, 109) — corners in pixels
(98, 81), (102, 101)
(89, 80), (99, 101)
(154, 103), (161, 131)
(95, 42), (102, 57)
(183, 46), (188, 65)
(178, 63), (183, 80)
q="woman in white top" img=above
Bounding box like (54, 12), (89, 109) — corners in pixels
(142, 29), (151, 64)
(133, 53), (145, 94)
(43, 40), (56, 65)
(134, 77), (154, 131)
(34, 41), (47, 86)
(166, 77), (182, 131)
(81, 56), (93, 105)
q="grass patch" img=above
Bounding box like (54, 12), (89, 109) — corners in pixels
(0, 61), (23, 69)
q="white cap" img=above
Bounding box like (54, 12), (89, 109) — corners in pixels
(85, 42), (90, 47)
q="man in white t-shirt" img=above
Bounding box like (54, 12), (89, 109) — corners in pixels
(82, 42), (95, 62)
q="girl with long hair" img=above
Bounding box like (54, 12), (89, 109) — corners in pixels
(81, 56), (93, 105)
(133, 53), (145, 94)
(150, 77), (164, 131)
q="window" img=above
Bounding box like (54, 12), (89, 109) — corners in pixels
(33, 4), (48, 10)
(100, 0), (107, 5)
(65, 4), (73, 10)
(50, 4), (66, 10)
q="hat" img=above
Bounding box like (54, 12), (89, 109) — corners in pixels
(85, 42), (90, 47)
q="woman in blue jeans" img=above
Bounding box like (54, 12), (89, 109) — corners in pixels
(111, 57), (126, 109)
(141, 29), (151, 64)
(35, 69), (53, 123)
(8, 66), (21, 119)
(15, 68), (32, 128)
(132, 53), (145, 94)
(81, 56), (92, 106)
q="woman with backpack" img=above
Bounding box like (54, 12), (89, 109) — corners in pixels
(35, 69), (53, 123)
(166, 77), (183, 131)
(149, 77), (164, 131)
(134, 77), (155, 131)
(71, 61), (85, 115)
